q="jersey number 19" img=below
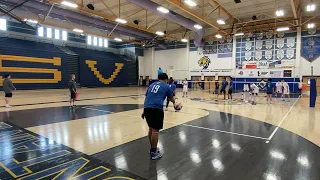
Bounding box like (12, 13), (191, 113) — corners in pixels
(151, 85), (160, 93)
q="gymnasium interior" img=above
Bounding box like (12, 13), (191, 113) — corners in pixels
(0, 0), (319, 179)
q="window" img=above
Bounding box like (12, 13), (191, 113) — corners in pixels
(99, 38), (103, 47)
(47, 28), (52, 38)
(62, 31), (67, 41)
(87, 35), (92, 45)
(55, 29), (60, 39)
(38, 27), (44, 37)
(104, 39), (108, 48)
(93, 36), (97, 46)
(0, 18), (6, 31)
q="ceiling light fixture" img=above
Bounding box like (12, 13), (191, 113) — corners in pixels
(156, 31), (165, 36)
(306, 4), (316, 11)
(307, 23), (315, 29)
(114, 38), (123, 42)
(216, 34), (223, 38)
(275, 9), (284, 17)
(234, 32), (244, 36)
(184, 0), (197, 7)
(217, 19), (225, 25)
(276, 27), (289, 31)
(115, 18), (127, 24)
(157, 6), (169, 14)
(73, 28), (84, 33)
(24, 19), (38, 24)
(61, 1), (78, 8)
(181, 38), (188, 42)
(194, 24), (202, 29)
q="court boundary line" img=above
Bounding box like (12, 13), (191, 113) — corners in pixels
(82, 106), (268, 140)
(1, 94), (144, 108)
(266, 97), (300, 143)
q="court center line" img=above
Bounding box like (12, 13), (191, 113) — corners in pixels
(266, 97), (300, 143)
(83, 106), (267, 140)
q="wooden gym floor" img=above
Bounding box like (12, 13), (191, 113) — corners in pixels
(0, 87), (319, 179)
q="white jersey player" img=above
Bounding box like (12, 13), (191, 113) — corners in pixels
(182, 78), (188, 97)
(281, 80), (290, 102)
(242, 83), (250, 102)
(275, 81), (282, 97)
(250, 82), (259, 105)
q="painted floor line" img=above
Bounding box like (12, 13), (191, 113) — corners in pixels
(165, 120), (268, 140)
(84, 106), (267, 140)
(266, 97), (300, 142)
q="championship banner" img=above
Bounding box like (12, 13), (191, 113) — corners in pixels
(277, 32), (285, 38)
(266, 39), (273, 49)
(265, 50), (273, 60)
(227, 44), (233, 52)
(301, 37), (320, 62)
(245, 51), (252, 61)
(277, 49), (284, 60)
(266, 30), (273, 39)
(255, 50), (262, 60)
(286, 48), (295, 59)
(256, 40), (263, 50)
(218, 44), (225, 53)
(245, 41), (252, 51)
(286, 37), (295, 48)
(277, 38), (284, 49)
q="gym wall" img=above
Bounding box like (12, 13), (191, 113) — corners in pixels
(0, 37), (138, 90)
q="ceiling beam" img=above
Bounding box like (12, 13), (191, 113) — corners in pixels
(289, 0), (299, 25)
(208, 0), (236, 23)
(99, 0), (117, 17)
(166, 0), (227, 34)
(46, 0), (179, 40)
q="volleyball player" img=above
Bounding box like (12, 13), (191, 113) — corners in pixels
(250, 82), (259, 105)
(266, 78), (273, 104)
(228, 78), (233, 103)
(275, 80), (282, 97)
(281, 80), (290, 102)
(182, 78), (188, 97)
(3, 74), (16, 108)
(68, 74), (77, 108)
(142, 73), (175, 160)
(165, 78), (176, 111)
(220, 78), (228, 100)
(242, 82), (250, 102)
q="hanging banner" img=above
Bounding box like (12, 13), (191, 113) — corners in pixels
(287, 37), (295, 48)
(266, 39), (273, 49)
(245, 41), (252, 51)
(265, 50), (273, 60)
(277, 38), (284, 49)
(255, 50), (263, 60)
(286, 48), (295, 59)
(245, 51), (252, 61)
(277, 49), (284, 60)
(301, 37), (320, 62)
(277, 32), (285, 38)
(227, 44), (233, 52)
(266, 31), (273, 39)
(256, 40), (263, 50)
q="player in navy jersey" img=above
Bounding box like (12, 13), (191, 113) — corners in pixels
(165, 78), (176, 111)
(228, 78), (233, 103)
(266, 78), (274, 104)
(220, 78), (228, 100)
(142, 73), (176, 160)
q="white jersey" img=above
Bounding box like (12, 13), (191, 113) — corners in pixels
(298, 82), (303, 89)
(276, 82), (282, 92)
(250, 83), (259, 94)
(243, 84), (249, 91)
(183, 80), (188, 92)
(283, 82), (290, 94)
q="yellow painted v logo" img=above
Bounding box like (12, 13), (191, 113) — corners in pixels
(85, 60), (123, 85)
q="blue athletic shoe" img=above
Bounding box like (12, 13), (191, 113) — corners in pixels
(150, 151), (163, 160)
(149, 147), (160, 154)
(287, 100), (291, 102)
